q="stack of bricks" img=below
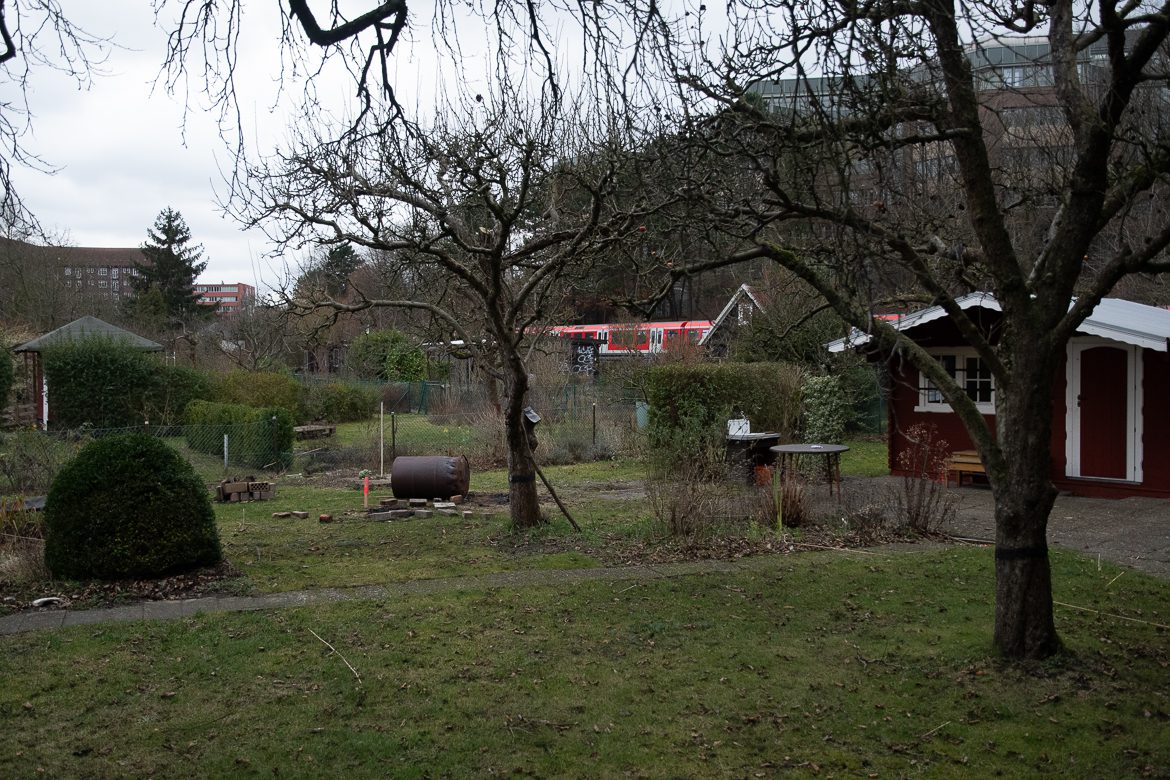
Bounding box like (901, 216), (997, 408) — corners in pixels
(216, 477), (276, 503)
(367, 495), (469, 521)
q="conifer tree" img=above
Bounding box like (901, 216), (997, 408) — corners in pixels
(129, 207), (210, 326)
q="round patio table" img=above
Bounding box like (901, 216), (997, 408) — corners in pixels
(770, 443), (850, 496)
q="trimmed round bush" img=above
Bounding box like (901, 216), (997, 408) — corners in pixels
(44, 434), (222, 580)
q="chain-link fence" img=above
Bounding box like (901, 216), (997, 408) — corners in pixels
(0, 422), (298, 497)
(297, 399), (642, 476)
(0, 392), (646, 496)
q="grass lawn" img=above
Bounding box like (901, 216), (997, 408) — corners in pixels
(213, 460), (649, 593)
(2, 547), (1167, 777)
(839, 437), (888, 477)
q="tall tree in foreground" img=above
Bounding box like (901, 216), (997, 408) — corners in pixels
(129, 207), (211, 330)
(251, 93), (658, 528)
(637, 1), (1170, 658)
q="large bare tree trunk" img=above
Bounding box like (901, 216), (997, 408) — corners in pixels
(989, 338), (1062, 659)
(503, 352), (544, 529)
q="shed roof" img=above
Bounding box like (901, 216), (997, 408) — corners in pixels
(826, 293), (1170, 353)
(14, 316), (163, 353)
(699, 283), (766, 347)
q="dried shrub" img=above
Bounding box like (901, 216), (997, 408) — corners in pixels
(891, 423), (957, 534)
(646, 424), (732, 537)
(765, 475), (808, 529)
(830, 490), (894, 541)
(647, 477), (726, 537)
(0, 507), (48, 583)
(0, 429), (80, 495)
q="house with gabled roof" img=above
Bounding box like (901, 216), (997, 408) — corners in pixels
(699, 283), (767, 356)
(828, 293), (1170, 498)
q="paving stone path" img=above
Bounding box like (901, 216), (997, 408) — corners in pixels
(5, 479), (1165, 636)
(0, 557), (786, 636)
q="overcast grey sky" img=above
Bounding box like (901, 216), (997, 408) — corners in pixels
(7, 4), (269, 288)
(5, 1), (473, 293)
(4, 2), (695, 293)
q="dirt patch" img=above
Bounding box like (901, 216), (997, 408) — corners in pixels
(0, 560), (246, 616)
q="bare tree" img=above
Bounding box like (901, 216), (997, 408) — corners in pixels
(246, 90), (658, 528)
(0, 1), (107, 234)
(632, 2), (1170, 658)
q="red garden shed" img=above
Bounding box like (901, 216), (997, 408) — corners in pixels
(829, 293), (1170, 498)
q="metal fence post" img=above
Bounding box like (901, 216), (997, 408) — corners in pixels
(391, 411), (397, 459)
(223, 433), (229, 470)
(379, 402), (385, 476)
(592, 402), (597, 446)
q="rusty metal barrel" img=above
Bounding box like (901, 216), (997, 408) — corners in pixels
(390, 455), (471, 499)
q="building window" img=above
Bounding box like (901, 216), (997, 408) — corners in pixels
(112, 282), (120, 291)
(111, 268), (119, 278)
(87, 267), (95, 274)
(98, 280), (108, 288)
(916, 349), (996, 413)
(99, 267), (108, 276)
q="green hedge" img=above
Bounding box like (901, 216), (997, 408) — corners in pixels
(184, 400), (294, 470)
(302, 381), (378, 423)
(42, 339), (160, 428)
(141, 364), (215, 425)
(214, 370), (304, 419)
(39, 339), (216, 427)
(43, 433), (222, 580)
(645, 362), (804, 445)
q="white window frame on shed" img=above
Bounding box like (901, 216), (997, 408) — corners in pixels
(915, 348), (996, 414)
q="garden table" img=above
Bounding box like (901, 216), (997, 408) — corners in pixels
(770, 443), (850, 496)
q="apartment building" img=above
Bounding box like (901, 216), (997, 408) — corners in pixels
(194, 282), (256, 315)
(0, 237), (144, 299)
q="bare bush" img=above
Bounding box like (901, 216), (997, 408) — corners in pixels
(0, 508), (48, 584)
(766, 475), (808, 529)
(646, 426), (736, 537)
(890, 424), (957, 534)
(646, 477), (727, 537)
(0, 430), (80, 495)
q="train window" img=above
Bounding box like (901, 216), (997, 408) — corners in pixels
(611, 328), (640, 347)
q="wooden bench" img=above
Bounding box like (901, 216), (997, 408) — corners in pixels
(294, 424), (336, 440)
(946, 450), (985, 486)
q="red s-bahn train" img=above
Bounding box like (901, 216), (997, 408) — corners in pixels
(547, 320), (713, 356)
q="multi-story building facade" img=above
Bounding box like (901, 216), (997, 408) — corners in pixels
(1, 237), (144, 300)
(194, 282), (256, 315)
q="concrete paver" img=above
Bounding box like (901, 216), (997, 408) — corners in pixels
(2, 483), (1164, 637)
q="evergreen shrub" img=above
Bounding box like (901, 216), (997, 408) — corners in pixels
(43, 433), (222, 580)
(346, 330), (427, 381)
(214, 369), (304, 419)
(302, 381), (378, 423)
(185, 400), (294, 469)
(42, 339), (158, 427)
(802, 374), (848, 443)
(142, 364), (215, 425)
(645, 362), (804, 447)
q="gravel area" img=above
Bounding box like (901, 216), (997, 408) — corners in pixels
(838, 476), (1170, 579)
